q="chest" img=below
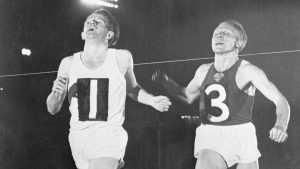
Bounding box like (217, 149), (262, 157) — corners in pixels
(202, 68), (254, 95)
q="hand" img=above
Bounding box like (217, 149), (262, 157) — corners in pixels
(152, 70), (168, 83)
(52, 76), (68, 97)
(150, 96), (172, 112)
(269, 125), (288, 143)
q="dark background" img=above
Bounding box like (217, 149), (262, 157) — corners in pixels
(0, 0), (300, 169)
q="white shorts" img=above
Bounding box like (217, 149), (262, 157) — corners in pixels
(194, 122), (261, 167)
(68, 125), (128, 169)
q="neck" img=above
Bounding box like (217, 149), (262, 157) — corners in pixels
(214, 50), (239, 72)
(83, 40), (108, 60)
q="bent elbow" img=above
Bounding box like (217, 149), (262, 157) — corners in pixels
(186, 99), (193, 105)
(185, 97), (196, 105)
(47, 106), (59, 115)
(177, 95), (194, 105)
(46, 101), (60, 115)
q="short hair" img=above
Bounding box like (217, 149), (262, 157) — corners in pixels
(90, 9), (120, 46)
(220, 19), (248, 52)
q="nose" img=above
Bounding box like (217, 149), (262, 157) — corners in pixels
(89, 21), (95, 26)
(216, 33), (224, 39)
(87, 20), (96, 27)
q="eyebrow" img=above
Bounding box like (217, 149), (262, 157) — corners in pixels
(215, 28), (235, 33)
(85, 17), (105, 24)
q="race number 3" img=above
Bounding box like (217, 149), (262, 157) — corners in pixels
(77, 78), (109, 121)
(205, 84), (229, 122)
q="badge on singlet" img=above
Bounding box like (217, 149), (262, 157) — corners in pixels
(69, 78), (109, 121)
(200, 83), (230, 123)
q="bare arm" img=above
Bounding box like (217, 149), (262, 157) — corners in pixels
(46, 56), (72, 115)
(245, 64), (290, 142)
(118, 50), (171, 112)
(152, 64), (210, 105)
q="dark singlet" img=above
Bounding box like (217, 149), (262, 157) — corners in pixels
(199, 59), (254, 125)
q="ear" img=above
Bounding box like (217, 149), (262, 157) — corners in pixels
(81, 32), (86, 40)
(106, 31), (114, 41)
(235, 40), (243, 48)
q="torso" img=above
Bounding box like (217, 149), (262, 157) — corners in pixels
(198, 59), (255, 125)
(66, 48), (128, 130)
(80, 49), (129, 75)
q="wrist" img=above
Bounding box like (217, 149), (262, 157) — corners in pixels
(137, 89), (154, 106)
(274, 124), (288, 131)
(50, 90), (66, 101)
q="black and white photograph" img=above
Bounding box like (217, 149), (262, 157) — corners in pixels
(0, 0), (299, 169)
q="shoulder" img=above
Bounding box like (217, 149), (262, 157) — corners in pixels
(57, 55), (75, 77)
(114, 49), (132, 63)
(59, 55), (75, 70)
(195, 62), (213, 75)
(115, 48), (132, 56)
(112, 49), (133, 75)
(238, 59), (267, 80)
(239, 59), (263, 74)
(191, 62), (212, 82)
(60, 55), (74, 66)
(198, 62), (213, 71)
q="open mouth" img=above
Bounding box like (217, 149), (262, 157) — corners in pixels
(87, 28), (95, 33)
(215, 42), (224, 46)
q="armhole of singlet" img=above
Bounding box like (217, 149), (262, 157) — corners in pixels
(69, 52), (80, 74)
(66, 53), (79, 90)
(235, 59), (255, 95)
(199, 63), (214, 87)
(112, 49), (127, 77)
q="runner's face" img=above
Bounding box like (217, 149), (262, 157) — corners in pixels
(212, 23), (240, 54)
(82, 14), (108, 40)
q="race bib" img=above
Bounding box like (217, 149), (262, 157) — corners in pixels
(203, 84), (229, 122)
(76, 78), (109, 121)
